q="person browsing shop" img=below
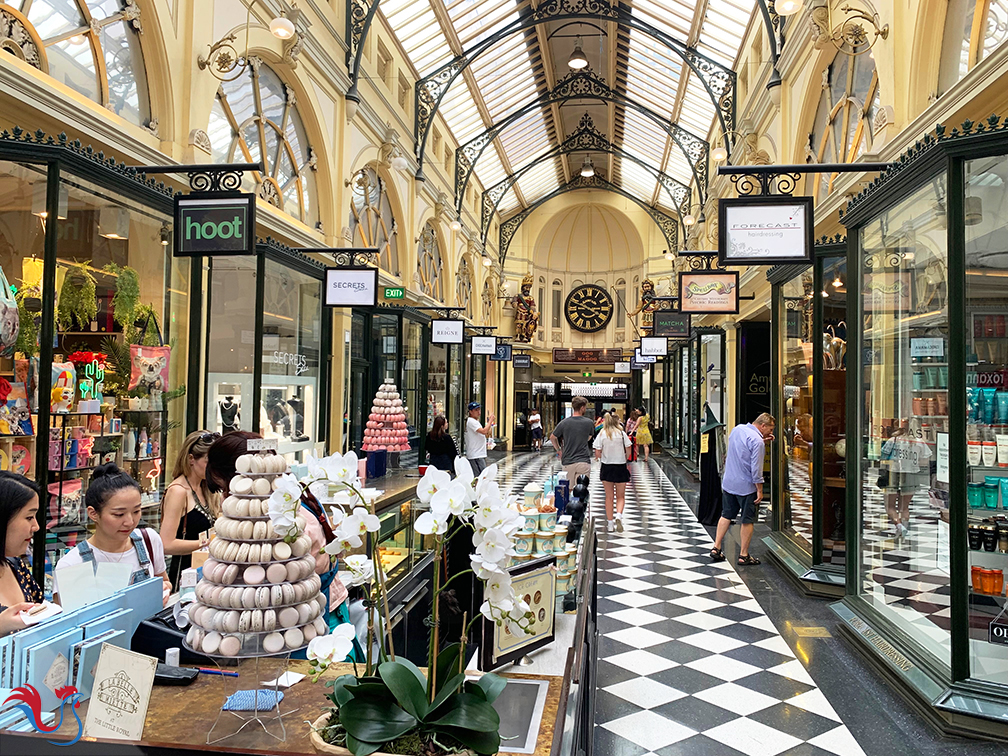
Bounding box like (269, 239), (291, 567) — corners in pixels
(593, 413), (633, 533)
(426, 415), (458, 473)
(710, 413), (775, 565)
(528, 408), (543, 452)
(550, 396), (596, 481)
(160, 430), (221, 590)
(0, 472), (44, 637)
(465, 402), (495, 476)
(635, 407), (653, 462)
(55, 464), (171, 606)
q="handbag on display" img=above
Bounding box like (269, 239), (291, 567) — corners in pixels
(0, 264), (20, 357)
(128, 313), (171, 394)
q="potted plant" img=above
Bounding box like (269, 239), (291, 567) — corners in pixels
(56, 263), (97, 331)
(266, 456), (533, 755)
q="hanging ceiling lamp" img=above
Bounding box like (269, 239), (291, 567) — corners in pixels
(568, 36), (589, 70)
(580, 155), (595, 178)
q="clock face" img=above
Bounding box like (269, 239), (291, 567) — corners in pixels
(564, 284), (614, 333)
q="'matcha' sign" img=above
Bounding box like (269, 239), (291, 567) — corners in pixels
(174, 194), (256, 257)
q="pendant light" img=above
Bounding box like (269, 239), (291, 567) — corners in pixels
(568, 36), (588, 70)
(580, 155), (594, 178)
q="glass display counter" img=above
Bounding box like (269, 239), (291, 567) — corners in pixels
(834, 119), (1008, 738)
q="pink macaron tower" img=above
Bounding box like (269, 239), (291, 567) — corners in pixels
(361, 380), (411, 453)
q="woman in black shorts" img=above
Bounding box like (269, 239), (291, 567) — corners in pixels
(592, 413), (633, 533)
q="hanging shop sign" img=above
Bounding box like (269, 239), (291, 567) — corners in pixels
(679, 272), (740, 314)
(512, 353), (532, 369)
(613, 386), (629, 400)
(652, 311), (690, 338)
(614, 361), (631, 374)
(719, 196), (814, 265)
(174, 193), (255, 257)
(472, 335), (497, 355)
(634, 349), (656, 364)
(630, 356), (647, 370)
(864, 271), (914, 312)
(432, 319), (464, 344)
(324, 267), (379, 307)
(640, 336), (668, 357)
(552, 348), (624, 364)
(490, 343), (513, 362)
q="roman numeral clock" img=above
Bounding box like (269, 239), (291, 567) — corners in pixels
(564, 284), (614, 333)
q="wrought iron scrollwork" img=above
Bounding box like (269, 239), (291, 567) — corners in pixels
(686, 255), (724, 271)
(332, 248), (379, 268)
(187, 168), (244, 192)
(729, 170), (802, 196)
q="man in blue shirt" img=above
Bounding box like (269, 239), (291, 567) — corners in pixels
(710, 413), (775, 565)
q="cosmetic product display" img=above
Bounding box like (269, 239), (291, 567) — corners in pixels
(184, 452), (326, 657)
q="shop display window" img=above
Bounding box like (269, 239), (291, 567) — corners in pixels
(701, 333), (724, 424)
(428, 343), (448, 432)
(205, 257), (256, 436)
(858, 178), (950, 669)
(821, 255), (848, 565)
(401, 317), (424, 464)
(260, 259), (322, 460)
(964, 154), (1008, 684)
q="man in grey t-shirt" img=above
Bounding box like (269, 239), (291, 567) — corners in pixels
(550, 396), (595, 481)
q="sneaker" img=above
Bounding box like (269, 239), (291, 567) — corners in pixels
(607, 520), (615, 533)
(615, 514), (624, 532)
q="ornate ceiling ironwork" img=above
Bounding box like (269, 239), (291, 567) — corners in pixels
(453, 68), (709, 212)
(346, 0), (382, 103)
(497, 173), (679, 264)
(414, 0), (735, 181)
(481, 113), (691, 242)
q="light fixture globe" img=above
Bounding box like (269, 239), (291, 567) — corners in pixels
(580, 155), (595, 178)
(711, 145), (728, 162)
(270, 16), (296, 39)
(390, 155), (409, 171)
(450, 217), (462, 232)
(775, 0), (803, 15)
(482, 255), (493, 268)
(568, 37), (589, 70)
(683, 213), (696, 227)
(664, 250), (674, 261)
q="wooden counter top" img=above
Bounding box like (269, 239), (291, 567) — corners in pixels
(1, 660), (563, 756)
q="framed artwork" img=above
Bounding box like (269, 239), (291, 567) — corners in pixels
(480, 555), (556, 670)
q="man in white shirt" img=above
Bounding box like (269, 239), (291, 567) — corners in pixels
(465, 401), (495, 475)
(528, 409), (543, 451)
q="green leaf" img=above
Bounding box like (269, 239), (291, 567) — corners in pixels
(434, 725), (501, 755)
(428, 673), (466, 716)
(379, 661), (429, 720)
(428, 692), (500, 732)
(391, 656), (428, 689)
(330, 674), (357, 706)
(345, 733), (383, 756)
(339, 698), (417, 743)
(475, 672), (507, 704)
(435, 642), (462, 692)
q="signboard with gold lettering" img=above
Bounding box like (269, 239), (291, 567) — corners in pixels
(864, 271), (915, 313)
(679, 272), (739, 315)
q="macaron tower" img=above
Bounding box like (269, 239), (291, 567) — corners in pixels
(184, 452), (326, 657)
(361, 381), (411, 452)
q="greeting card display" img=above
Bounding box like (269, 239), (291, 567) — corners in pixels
(361, 381), (410, 452)
(50, 362), (76, 413)
(184, 452), (326, 657)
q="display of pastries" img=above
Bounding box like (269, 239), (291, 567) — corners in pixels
(184, 452), (326, 658)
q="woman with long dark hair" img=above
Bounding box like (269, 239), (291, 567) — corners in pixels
(426, 415), (458, 472)
(0, 472), (43, 636)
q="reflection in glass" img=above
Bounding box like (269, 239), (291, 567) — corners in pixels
(858, 178), (950, 669)
(782, 272), (813, 554)
(822, 255), (848, 564)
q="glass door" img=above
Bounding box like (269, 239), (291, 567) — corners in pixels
(820, 254), (848, 566)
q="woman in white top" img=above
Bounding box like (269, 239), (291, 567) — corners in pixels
(55, 464), (170, 606)
(528, 409), (543, 451)
(592, 412), (632, 532)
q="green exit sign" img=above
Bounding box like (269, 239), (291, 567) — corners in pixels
(384, 287), (404, 299)
(582, 371), (592, 378)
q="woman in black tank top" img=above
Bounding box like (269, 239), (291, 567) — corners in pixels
(160, 431), (220, 590)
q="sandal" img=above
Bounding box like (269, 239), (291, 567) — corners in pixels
(738, 554), (761, 566)
(709, 547), (725, 562)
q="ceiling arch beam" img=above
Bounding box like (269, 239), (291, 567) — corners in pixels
(455, 68), (709, 214)
(413, 0), (735, 182)
(498, 174), (678, 264)
(480, 114), (691, 244)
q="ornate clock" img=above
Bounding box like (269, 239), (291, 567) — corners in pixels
(564, 284), (614, 333)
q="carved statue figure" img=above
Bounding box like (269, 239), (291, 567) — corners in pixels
(629, 278), (659, 333)
(512, 273), (539, 343)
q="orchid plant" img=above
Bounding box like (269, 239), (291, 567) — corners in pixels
(281, 451), (532, 755)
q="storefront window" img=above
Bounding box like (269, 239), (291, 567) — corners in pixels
(4, 0), (151, 127)
(858, 178), (949, 669)
(781, 273), (814, 555)
(45, 169), (188, 584)
(348, 166), (399, 275)
(701, 332), (724, 422)
(205, 257), (256, 436)
(964, 154), (1008, 684)
(822, 255), (848, 563)
(260, 259), (322, 461)
(207, 60), (318, 228)
(679, 342), (690, 456)
(401, 318), (424, 463)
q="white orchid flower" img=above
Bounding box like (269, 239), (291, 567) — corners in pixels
(475, 463), (498, 497)
(484, 570), (513, 604)
(307, 624), (356, 668)
(415, 509), (450, 536)
(498, 508), (524, 537)
(341, 554), (375, 586)
(475, 528), (512, 566)
(329, 506), (346, 529)
(473, 501), (504, 532)
(431, 482), (470, 517)
(417, 467), (451, 503)
(454, 456), (475, 493)
(480, 598), (514, 624)
(470, 553), (506, 580)
(350, 506), (380, 534)
(323, 539), (345, 557)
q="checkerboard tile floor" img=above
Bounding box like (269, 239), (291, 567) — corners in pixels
(589, 459), (867, 756)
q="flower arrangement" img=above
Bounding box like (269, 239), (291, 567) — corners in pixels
(274, 453), (532, 755)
